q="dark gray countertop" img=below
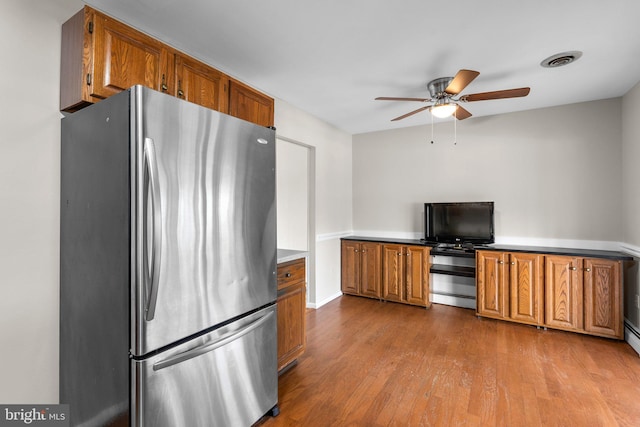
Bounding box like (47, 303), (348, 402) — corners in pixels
(342, 236), (634, 261)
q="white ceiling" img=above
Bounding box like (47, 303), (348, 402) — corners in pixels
(85, 0), (640, 134)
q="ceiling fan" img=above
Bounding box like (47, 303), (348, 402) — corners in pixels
(376, 69), (530, 121)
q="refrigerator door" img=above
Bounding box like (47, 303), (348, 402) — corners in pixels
(131, 86), (277, 356)
(131, 305), (277, 427)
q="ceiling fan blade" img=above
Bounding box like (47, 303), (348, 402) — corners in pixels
(454, 105), (472, 120)
(391, 106), (430, 121)
(445, 69), (480, 95)
(462, 87), (530, 102)
(376, 96), (430, 102)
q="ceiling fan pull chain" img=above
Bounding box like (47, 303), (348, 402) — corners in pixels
(430, 112), (434, 144)
(454, 110), (457, 145)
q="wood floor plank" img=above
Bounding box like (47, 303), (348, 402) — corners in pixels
(258, 296), (640, 426)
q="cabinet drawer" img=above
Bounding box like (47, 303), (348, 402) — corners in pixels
(277, 258), (305, 290)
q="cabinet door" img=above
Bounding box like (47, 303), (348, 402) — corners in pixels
(360, 242), (382, 298)
(509, 253), (544, 325)
(405, 246), (430, 307)
(584, 258), (622, 339)
(229, 80), (275, 127)
(277, 280), (306, 371)
(91, 11), (173, 100)
(545, 255), (583, 331)
(175, 54), (229, 112)
(382, 244), (404, 302)
(476, 251), (508, 318)
(341, 241), (360, 295)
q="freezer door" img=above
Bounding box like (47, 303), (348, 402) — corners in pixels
(131, 305), (277, 427)
(131, 86), (277, 355)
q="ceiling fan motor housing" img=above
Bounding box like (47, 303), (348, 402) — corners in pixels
(428, 77), (454, 98)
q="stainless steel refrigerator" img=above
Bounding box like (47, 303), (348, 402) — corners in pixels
(60, 85), (278, 426)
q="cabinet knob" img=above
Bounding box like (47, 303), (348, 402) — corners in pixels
(585, 268), (591, 272)
(285, 272), (291, 278)
(569, 266), (577, 271)
(398, 252), (402, 256)
(498, 260), (504, 265)
(511, 262), (515, 265)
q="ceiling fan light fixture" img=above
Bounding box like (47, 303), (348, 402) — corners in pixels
(430, 103), (458, 118)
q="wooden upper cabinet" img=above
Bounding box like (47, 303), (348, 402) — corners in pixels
(91, 11), (172, 100)
(61, 6), (275, 127)
(229, 80), (275, 127)
(175, 54), (228, 112)
(583, 258), (622, 339)
(544, 255), (583, 332)
(60, 6), (173, 111)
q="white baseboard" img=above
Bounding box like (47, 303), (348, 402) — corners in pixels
(307, 291), (342, 309)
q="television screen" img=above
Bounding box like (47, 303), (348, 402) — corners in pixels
(425, 202), (494, 245)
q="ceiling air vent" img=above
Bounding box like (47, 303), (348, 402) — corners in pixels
(541, 51), (583, 68)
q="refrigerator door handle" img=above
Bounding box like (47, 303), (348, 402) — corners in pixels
(143, 137), (162, 321)
(152, 310), (275, 371)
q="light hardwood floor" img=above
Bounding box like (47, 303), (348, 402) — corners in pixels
(260, 295), (640, 426)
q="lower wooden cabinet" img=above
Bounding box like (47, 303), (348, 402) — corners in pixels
(277, 258), (306, 371)
(341, 240), (382, 298)
(477, 250), (623, 339)
(544, 255), (584, 332)
(476, 251), (543, 326)
(341, 240), (430, 308)
(583, 258), (622, 338)
(382, 244), (430, 307)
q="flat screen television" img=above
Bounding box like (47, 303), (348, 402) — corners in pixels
(424, 201), (494, 245)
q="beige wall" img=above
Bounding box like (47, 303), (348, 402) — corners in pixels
(353, 99), (623, 244)
(276, 138), (309, 251)
(0, 0), (84, 403)
(274, 100), (353, 306)
(622, 82), (640, 247)
(622, 81), (640, 329)
(1, 0), (637, 406)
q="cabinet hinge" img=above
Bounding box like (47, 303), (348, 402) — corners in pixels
(86, 73), (92, 85)
(88, 21), (93, 34)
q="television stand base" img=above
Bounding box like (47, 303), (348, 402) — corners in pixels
(436, 242), (475, 251)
